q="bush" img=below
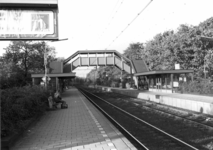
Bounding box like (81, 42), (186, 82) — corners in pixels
(1, 85), (49, 137)
(181, 79), (213, 95)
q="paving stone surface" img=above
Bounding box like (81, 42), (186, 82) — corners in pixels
(11, 88), (136, 150)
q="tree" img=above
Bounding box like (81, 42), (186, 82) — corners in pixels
(0, 41), (56, 88)
(145, 33), (169, 70)
(123, 42), (145, 60)
(86, 17), (213, 85)
(198, 17), (213, 78)
(86, 66), (122, 87)
(143, 17), (213, 78)
(86, 68), (97, 84)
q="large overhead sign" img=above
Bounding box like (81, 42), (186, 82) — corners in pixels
(0, 0), (58, 40)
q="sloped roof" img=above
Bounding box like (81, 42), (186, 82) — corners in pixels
(31, 73), (76, 78)
(131, 59), (149, 73)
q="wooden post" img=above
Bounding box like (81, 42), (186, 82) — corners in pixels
(130, 63), (134, 87)
(147, 76), (149, 90)
(171, 74), (173, 93)
(56, 77), (58, 91)
(32, 78), (35, 85)
(165, 74), (167, 90)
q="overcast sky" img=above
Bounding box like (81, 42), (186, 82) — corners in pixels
(0, 0), (213, 77)
(1, 0), (213, 58)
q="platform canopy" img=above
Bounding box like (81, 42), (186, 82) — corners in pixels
(31, 73), (76, 78)
(135, 69), (194, 76)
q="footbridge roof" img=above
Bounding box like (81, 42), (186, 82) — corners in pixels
(63, 50), (131, 65)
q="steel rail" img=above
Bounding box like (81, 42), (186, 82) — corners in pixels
(109, 92), (213, 130)
(78, 88), (149, 150)
(79, 87), (199, 150)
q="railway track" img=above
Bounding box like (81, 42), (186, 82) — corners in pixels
(95, 89), (213, 131)
(78, 87), (201, 150)
(131, 99), (213, 131)
(112, 95), (213, 132)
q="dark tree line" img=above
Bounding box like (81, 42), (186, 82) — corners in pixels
(142, 17), (213, 78)
(0, 41), (56, 89)
(86, 17), (213, 85)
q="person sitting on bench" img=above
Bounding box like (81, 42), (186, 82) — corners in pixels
(53, 90), (65, 106)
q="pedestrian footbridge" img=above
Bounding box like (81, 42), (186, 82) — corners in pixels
(63, 50), (148, 74)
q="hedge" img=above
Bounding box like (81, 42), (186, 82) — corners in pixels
(180, 79), (213, 95)
(1, 85), (49, 137)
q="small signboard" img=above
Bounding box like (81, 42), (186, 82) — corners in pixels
(175, 64), (180, 70)
(173, 82), (179, 87)
(42, 76), (51, 82)
(0, 10), (58, 40)
(0, 0), (58, 40)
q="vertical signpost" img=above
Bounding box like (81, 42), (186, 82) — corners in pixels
(43, 41), (48, 88)
(0, 0), (59, 89)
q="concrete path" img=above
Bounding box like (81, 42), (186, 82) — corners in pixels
(11, 88), (136, 150)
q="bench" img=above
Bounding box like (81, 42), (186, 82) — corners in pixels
(48, 96), (68, 109)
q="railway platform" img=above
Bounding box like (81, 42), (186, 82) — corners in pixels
(11, 87), (136, 150)
(98, 86), (213, 116)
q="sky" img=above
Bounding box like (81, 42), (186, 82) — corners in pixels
(0, 0), (213, 77)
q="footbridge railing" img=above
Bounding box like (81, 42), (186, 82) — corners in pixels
(63, 50), (135, 74)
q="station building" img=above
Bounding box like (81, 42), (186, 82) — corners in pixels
(31, 50), (194, 94)
(135, 69), (193, 93)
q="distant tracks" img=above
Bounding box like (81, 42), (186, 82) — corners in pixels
(78, 87), (200, 150)
(129, 98), (213, 131)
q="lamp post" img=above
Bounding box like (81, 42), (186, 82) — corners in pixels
(42, 41), (48, 89)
